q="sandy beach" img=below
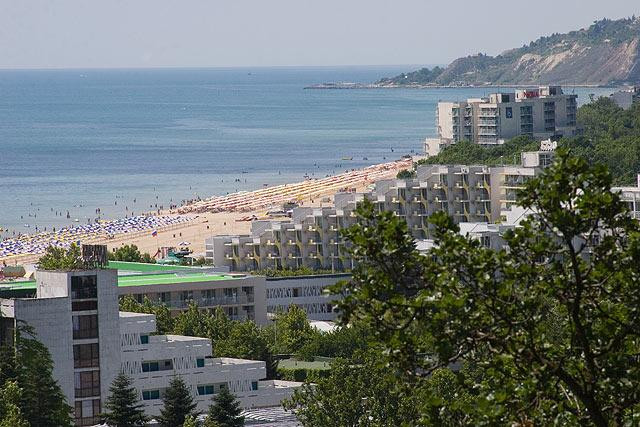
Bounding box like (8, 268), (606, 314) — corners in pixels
(0, 159), (412, 265)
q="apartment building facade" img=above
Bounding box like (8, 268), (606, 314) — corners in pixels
(0, 267), (301, 425)
(425, 86), (578, 155)
(119, 311), (299, 417)
(207, 155), (547, 272)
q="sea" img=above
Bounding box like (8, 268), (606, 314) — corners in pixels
(0, 66), (615, 237)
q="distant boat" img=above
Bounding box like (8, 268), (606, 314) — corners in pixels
(363, 157), (368, 160)
(341, 156), (353, 161)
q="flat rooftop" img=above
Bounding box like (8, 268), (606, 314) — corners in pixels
(0, 261), (246, 295)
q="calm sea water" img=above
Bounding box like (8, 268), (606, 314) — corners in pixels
(0, 66), (614, 235)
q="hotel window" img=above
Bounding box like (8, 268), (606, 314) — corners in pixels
(72, 314), (99, 339)
(142, 359), (173, 372)
(196, 358), (205, 368)
(197, 385), (215, 395)
(73, 343), (99, 368)
(74, 370), (100, 398)
(251, 381), (258, 391)
(71, 275), (97, 300)
(74, 399), (101, 426)
(140, 335), (149, 344)
(159, 292), (171, 303)
(142, 389), (160, 400)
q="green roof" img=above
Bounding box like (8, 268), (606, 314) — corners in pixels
(0, 269), (244, 294)
(106, 261), (197, 272)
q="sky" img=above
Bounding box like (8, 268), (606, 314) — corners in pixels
(1, 0), (638, 69)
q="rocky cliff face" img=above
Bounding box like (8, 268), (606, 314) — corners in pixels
(379, 17), (640, 86)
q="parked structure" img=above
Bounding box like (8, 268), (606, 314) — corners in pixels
(424, 86), (578, 155)
(0, 266), (301, 425)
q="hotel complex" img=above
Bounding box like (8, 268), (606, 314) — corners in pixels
(0, 267), (301, 426)
(424, 86), (579, 155)
(206, 151), (553, 272)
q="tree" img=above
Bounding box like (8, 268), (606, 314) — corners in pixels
(101, 372), (148, 427)
(272, 305), (315, 355)
(283, 351), (421, 427)
(213, 321), (270, 362)
(182, 414), (199, 427)
(205, 387), (244, 427)
(157, 376), (197, 427)
(332, 151), (640, 425)
(119, 295), (175, 334)
(12, 322), (73, 426)
(37, 243), (85, 270)
(0, 381), (29, 427)
(396, 169), (416, 179)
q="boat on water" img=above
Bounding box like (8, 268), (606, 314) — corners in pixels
(341, 156), (353, 161)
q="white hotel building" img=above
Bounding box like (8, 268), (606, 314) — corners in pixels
(0, 268), (300, 426)
(425, 86), (579, 155)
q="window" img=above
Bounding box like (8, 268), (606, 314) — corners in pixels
(74, 343), (99, 368)
(505, 107), (513, 119)
(142, 389), (160, 400)
(74, 399), (100, 426)
(71, 275), (97, 300)
(159, 292), (171, 303)
(73, 315), (99, 340)
(197, 385), (215, 395)
(142, 359), (172, 372)
(72, 300), (98, 311)
(74, 370), (100, 398)
(140, 335), (149, 345)
(251, 381), (258, 391)
(196, 358), (205, 368)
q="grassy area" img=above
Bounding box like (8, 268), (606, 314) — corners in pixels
(278, 358), (332, 370)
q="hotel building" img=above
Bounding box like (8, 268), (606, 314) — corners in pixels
(206, 153), (552, 272)
(0, 266), (301, 425)
(424, 86), (578, 155)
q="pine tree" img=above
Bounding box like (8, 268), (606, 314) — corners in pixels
(101, 372), (149, 427)
(157, 376), (198, 427)
(14, 323), (73, 426)
(205, 387), (244, 427)
(182, 414), (199, 427)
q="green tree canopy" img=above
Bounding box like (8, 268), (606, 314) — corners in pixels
(101, 372), (149, 427)
(205, 386), (244, 427)
(332, 151), (640, 425)
(0, 381), (29, 427)
(37, 243), (85, 270)
(157, 376), (198, 427)
(284, 351), (422, 427)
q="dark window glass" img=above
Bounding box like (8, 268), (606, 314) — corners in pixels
(196, 358), (205, 368)
(72, 300), (98, 311)
(71, 275), (97, 300)
(73, 315), (99, 339)
(140, 335), (149, 344)
(143, 389), (160, 400)
(74, 370), (100, 398)
(73, 343), (99, 368)
(252, 381), (258, 391)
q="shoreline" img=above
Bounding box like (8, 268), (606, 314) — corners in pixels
(0, 159), (413, 265)
(304, 82), (620, 90)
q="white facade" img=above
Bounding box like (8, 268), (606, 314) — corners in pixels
(119, 312), (300, 417)
(207, 155), (549, 273)
(428, 86), (578, 155)
(0, 268), (301, 426)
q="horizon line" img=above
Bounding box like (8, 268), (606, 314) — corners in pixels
(0, 63), (443, 72)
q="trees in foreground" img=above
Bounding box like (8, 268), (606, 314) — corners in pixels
(298, 151), (640, 426)
(157, 376), (198, 427)
(0, 323), (72, 426)
(204, 386), (245, 427)
(101, 372), (148, 427)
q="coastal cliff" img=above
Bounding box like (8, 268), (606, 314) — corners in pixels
(377, 17), (640, 87)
